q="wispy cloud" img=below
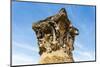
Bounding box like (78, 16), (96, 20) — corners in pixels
(12, 53), (38, 65)
(12, 41), (40, 65)
(13, 41), (39, 52)
(74, 50), (95, 61)
(73, 42), (95, 61)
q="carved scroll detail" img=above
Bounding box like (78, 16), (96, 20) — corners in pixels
(32, 8), (79, 63)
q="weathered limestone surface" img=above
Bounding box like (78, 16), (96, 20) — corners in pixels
(32, 8), (79, 64)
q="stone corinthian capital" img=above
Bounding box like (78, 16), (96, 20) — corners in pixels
(32, 8), (79, 64)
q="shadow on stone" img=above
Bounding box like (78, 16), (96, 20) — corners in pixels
(32, 8), (79, 64)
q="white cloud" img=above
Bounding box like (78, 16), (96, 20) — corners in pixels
(73, 42), (95, 62)
(12, 41), (95, 65)
(73, 50), (95, 61)
(12, 53), (38, 65)
(12, 41), (40, 65)
(13, 41), (39, 52)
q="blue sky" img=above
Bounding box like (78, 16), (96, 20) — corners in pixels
(12, 1), (96, 65)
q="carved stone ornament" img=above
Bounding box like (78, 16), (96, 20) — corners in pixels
(32, 8), (79, 64)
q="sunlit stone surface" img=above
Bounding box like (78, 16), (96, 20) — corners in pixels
(32, 8), (79, 64)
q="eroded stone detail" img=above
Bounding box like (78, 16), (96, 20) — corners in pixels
(32, 8), (79, 64)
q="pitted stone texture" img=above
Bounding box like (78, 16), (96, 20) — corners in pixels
(32, 8), (79, 64)
(39, 50), (73, 64)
